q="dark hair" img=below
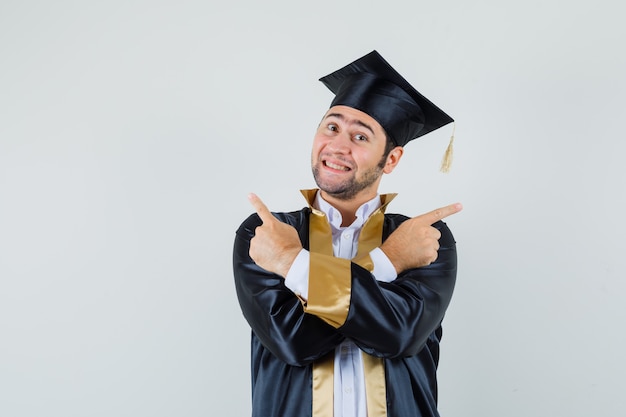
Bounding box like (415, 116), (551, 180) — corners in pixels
(377, 133), (400, 169)
(383, 133), (398, 157)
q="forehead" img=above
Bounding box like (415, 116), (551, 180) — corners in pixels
(323, 105), (385, 135)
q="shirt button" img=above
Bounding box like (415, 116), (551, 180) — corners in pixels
(343, 233), (351, 239)
(345, 387), (352, 394)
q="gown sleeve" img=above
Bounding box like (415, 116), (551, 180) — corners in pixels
(325, 217), (457, 359)
(233, 211), (344, 366)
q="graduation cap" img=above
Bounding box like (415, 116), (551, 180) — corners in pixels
(319, 50), (455, 171)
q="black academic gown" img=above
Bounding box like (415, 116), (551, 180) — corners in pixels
(233, 206), (457, 417)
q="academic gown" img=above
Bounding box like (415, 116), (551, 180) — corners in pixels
(233, 206), (457, 417)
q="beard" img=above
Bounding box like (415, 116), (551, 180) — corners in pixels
(311, 153), (387, 201)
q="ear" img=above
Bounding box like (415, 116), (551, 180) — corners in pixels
(382, 146), (404, 174)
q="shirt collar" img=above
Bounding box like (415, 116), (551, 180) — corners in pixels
(313, 191), (381, 230)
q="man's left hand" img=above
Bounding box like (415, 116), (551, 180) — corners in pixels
(248, 193), (302, 277)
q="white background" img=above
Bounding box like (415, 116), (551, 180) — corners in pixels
(1, 1), (625, 416)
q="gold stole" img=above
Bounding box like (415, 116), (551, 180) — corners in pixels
(300, 189), (396, 417)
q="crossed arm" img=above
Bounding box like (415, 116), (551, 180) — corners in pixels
(233, 194), (461, 365)
(233, 214), (343, 366)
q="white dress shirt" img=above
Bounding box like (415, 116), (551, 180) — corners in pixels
(284, 191), (397, 417)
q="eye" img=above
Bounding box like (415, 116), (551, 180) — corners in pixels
(327, 123), (338, 132)
(354, 134), (368, 142)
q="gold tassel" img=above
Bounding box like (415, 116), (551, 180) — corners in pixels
(439, 123), (456, 173)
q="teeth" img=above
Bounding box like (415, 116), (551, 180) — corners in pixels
(326, 161), (349, 171)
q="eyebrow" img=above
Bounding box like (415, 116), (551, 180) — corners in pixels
(324, 112), (375, 135)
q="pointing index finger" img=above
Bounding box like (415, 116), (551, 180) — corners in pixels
(248, 193), (275, 224)
(417, 202), (463, 224)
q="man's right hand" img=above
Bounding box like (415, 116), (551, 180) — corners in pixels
(380, 203), (462, 273)
(248, 193), (302, 278)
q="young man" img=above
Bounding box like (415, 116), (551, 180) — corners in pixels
(233, 50), (462, 417)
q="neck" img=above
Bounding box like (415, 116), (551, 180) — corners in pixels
(319, 189), (378, 227)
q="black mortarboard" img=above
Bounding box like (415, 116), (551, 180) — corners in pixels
(319, 50), (454, 148)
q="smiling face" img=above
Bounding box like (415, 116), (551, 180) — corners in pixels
(311, 105), (403, 202)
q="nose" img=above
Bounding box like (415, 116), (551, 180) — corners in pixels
(326, 132), (351, 154)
